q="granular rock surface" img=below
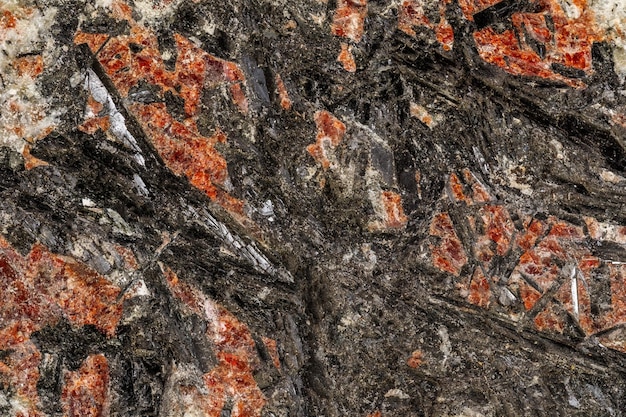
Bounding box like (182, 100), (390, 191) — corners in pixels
(0, 0), (625, 416)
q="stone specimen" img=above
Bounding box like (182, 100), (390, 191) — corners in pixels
(0, 0), (625, 415)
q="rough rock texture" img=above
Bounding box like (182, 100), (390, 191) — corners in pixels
(1, 0), (626, 416)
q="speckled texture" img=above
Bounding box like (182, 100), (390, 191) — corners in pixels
(0, 0), (625, 416)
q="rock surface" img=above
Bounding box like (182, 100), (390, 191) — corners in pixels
(0, 0), (625, 416)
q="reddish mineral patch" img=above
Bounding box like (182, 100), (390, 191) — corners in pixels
(398, 0), (429, 35)
(507, 217), (608, 334)
(606, 264), (626, 329)
(78, 115), (110, 135)
(429, 212), (468, 276)
(548, 221), (585, 240)
(331, 0), (368, 43)
(60, 263), (124, 337)
(13, 55), (44, 78)
(458, 0), (502, 19)
(517, 278), (542, 311)
(0, 9), (17, 29)
(448, 172), (472, 204)
(74, 3), (248, 217)
(73, 31), (108, 52)
(407, 350), (423, 369)
(515, 238), (563, 291)
(0, 237), (124, 416)
(206, 309), (266, 417)
(113, 244), (139, 270)
(79, 94), (111, 135)
(436, 15), (454, 51)
(431, 174), (626, 344)
(472, 0), (602, 87)
(22, 144), (50, 170)
(554, 267), (595, 335)
(380, 190), (408, 229)
(337, 42), (357, 72)
(398, 0), (454, 51)
(132, 103), (244, 215)
(0, 238), (124, 342)
(516, 217), (545, 251)
(61, 354), (110, 417)
(262, 337), (281, 370)
(275, 73), (292, 110)
(163, 266), (266, 416)
(480, 205), (515, 256)
(111, 0), (133, 20)
(307, 110), (346, 170)
(513, 218), (587, 294)
(468, 267), (491, 308)
(534, 302), (566, 333)
(447, 171), (492, 205)
(474, 235), (495, 265)
(0, 341), (42, 417)
(415, 170), (422, 198)
(409, 102), (436, 128)
(463, 169), (493, 203)
(162, 264), (207, 315)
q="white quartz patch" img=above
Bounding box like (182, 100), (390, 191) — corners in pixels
(0, 3), (59, 154)
(95, 0), (183, 22)
(590, 0), (626, 80)
(584, 217), (626, 244)
(384, 389), (410, 400)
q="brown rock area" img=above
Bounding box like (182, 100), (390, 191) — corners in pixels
(0, 0), (625, 416)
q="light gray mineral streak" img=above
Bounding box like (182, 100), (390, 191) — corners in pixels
(84, 69), (145, 166)
(196, 208), (293, 282)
